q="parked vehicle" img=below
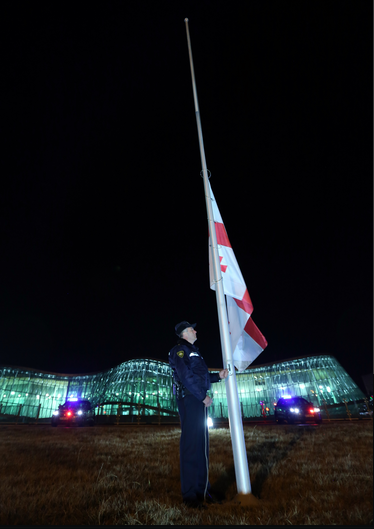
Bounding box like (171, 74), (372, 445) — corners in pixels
(358, 399), (373, 419)
(51, 398), (95, 426)
(274, 396), (322, 424)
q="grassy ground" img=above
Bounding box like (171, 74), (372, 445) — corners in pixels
(0, 421), (372, 525)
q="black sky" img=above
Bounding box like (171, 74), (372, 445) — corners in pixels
(1, 2), (372, 392)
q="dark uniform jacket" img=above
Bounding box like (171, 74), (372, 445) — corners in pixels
(168, 338), (221, 402)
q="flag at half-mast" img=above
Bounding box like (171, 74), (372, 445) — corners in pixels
(208, 182), (267, 371)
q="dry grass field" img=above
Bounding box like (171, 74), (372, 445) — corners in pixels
(0, 421), (372, 525)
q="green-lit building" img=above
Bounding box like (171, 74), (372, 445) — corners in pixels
(0, 354), (366, 422)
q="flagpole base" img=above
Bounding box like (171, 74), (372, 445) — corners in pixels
(229, 492), (260, 507)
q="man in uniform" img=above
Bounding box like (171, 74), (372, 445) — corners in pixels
(169, 321), (229, 508)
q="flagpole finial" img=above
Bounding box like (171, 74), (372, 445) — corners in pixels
(184, 18), (189, 23)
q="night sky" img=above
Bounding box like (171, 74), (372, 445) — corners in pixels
(1, 2), (372, 392)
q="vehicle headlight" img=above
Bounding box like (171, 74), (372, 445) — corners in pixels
(207, 417), (213, 428)
(77, 410), (83, 416)
(314, 408), (320, 412)
(53, 411), (59, 416)
(290, 407), (299, 413)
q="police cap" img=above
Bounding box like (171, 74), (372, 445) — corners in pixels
(175, 321), (196, 336)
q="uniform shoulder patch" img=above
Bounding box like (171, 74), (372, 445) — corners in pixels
(177, 350), (184, 358)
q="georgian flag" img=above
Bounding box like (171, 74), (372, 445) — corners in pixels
(208, 182), (267, 371)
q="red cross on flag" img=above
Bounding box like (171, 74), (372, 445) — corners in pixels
(208, 182), (267, 371)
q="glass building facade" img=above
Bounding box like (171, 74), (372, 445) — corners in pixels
(0, 354), (366, 422)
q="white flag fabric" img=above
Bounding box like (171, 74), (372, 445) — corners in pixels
(208, 182), (267, 371)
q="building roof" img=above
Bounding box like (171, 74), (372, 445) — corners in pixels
(0, 352), (336, 378)
(209, 352), (337, 372)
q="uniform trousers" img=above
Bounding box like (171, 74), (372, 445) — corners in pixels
(177, 394), (211, 501)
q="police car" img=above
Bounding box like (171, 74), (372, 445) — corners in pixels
(51, 398), (95, 427)
(358, 398), (373, 419)
(274, 396), (322, 424)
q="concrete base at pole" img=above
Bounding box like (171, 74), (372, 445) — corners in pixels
(229, 493), (260, 507)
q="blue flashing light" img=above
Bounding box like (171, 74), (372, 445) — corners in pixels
(68, 397), (78, 401)
(283, 395), (292, 399)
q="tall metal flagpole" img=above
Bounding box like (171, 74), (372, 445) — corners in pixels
(184, 18), (258, 505)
